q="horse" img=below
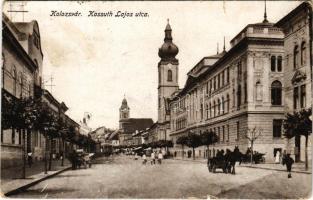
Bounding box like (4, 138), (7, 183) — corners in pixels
(225, 147), (244, 174)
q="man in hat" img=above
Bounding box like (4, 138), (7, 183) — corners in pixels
(282, 153), (294, 178)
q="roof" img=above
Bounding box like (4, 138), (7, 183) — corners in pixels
(2, 14), (38, 72)
(120, 118), (153, 134)
(43, 89), (68, 111)
(230, 21), (275, 44)
(275, 2), (312, 27)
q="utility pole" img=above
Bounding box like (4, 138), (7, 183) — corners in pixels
(43, 74), (56, 94)
(7, 2), (28, 22)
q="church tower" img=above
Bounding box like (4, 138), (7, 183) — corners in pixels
(158, 19), (179, 123)
(119, 97), (130, 129)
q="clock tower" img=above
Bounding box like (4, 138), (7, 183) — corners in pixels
(119, 97), (130, 129)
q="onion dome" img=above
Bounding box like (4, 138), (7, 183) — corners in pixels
(158, 19), (179, 62)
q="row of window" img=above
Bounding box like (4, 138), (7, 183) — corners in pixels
(206, 67), (230, 95)
(3, 65), (33, 97)
(200, 94), (230, 120)
(175, 118), (187, 131)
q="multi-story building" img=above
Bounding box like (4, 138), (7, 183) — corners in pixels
(1, 14), (43, 168)
(168, 5), (310, 162)
(276, 1), (312, 162)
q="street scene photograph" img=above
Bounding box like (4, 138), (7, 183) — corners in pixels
(1, 0), (312, 199)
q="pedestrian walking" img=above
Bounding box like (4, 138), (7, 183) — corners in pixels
(142, 154), (147, 165)
(151, 151), (155, 165)
(282, 154), (294, 178)
(158, 151), (163, 164)
(27, 152), (33, 168)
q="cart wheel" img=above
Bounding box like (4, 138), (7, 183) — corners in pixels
(212, 165), (216, 173)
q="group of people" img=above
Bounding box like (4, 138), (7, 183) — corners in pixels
(135, 150), (164, 165)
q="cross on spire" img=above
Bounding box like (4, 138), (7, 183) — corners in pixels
(223, 36), (226, 52)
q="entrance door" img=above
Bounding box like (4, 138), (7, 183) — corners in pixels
(295, 135), (301, 162)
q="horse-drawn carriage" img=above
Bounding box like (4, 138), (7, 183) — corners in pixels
(75, 149), (94, 169)
(207, 148), (266, 174)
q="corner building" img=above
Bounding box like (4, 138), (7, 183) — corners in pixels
(169, 14), (292, 162)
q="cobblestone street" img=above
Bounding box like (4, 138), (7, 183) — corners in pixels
(11, 155), (312, 199)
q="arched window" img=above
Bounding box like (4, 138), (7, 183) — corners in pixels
(237, 85), (241, 108)
(271, 81), (282, 105)
(294, 45), (299, 69)
(226, 94), (230, 113)
(256, 81), (262, 101)
(217, 99), (221, 115)
(221, 96), (225, 114)
(277, 56), (282, 72)
(12, 66), (17, 96)
(159, 71), (161, 84)
(167, 69), (172, 82)
(301, 41), (306, 66)
(2, 53), (5, 87)
(209, 103), (212, 118)
(28, 83), (32, 97)
(271, 56), (276, 71)
(244, 82), (247, 103)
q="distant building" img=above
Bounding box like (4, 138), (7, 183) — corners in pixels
(79, 113), (92, 135)
(118, 97), (153, 146)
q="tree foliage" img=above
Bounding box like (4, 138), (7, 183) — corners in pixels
(283, 108), (312, 138)
(200, 130), (219, 146)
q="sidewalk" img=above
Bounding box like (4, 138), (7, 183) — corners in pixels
(1, 159), (71, 196)
(171, 157), (312, 174)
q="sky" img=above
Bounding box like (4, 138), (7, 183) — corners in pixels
(3, 1), (301, 130)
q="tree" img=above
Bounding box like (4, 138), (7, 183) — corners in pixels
(283, 108), (312, 170)
(244, 127), (262, 165)
(185, 132), (202, 160)
(8, 97), (39, 178)
(200, 130), (219, 159)
(176, 135), (187, 159)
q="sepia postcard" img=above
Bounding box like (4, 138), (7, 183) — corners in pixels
(1, 0), (312, 199)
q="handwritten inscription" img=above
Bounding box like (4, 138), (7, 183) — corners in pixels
(50, 10), (149, 18)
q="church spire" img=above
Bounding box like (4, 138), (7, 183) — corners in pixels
(164, 18), (173, 42)
(158, 19), (179, 61)
(263, 0), (269, 23)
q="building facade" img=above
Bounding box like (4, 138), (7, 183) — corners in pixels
(276, 1), (312, 162)
(1, 14), (43, 168)
(167, 3), (312, 162)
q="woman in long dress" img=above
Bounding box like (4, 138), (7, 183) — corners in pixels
(275, 151), (280, 164)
